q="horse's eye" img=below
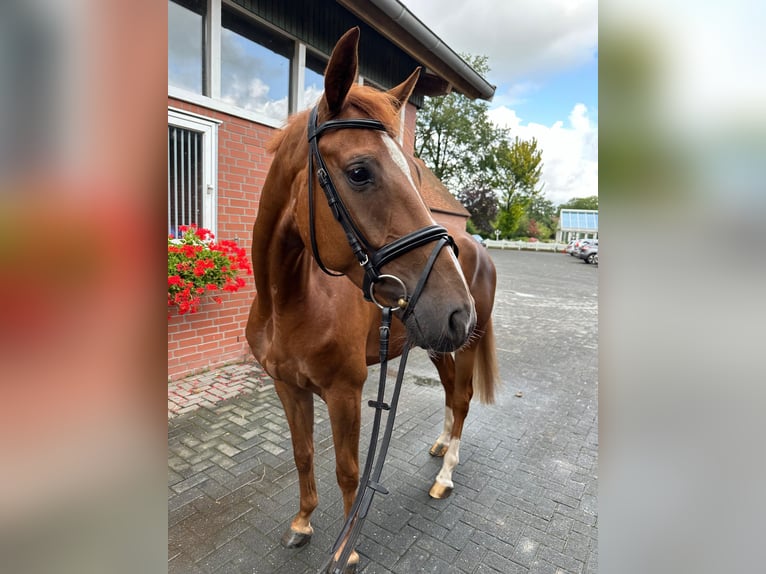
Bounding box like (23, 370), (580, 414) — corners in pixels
(346, 166), (372, 187)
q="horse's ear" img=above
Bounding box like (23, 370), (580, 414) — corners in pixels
(387, 67), (421, 111)
(322, 27), (360, 115)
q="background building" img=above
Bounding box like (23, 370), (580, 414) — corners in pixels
(556, 209), (599, 244)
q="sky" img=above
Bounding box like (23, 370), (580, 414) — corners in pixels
(403, 0), (598, 206)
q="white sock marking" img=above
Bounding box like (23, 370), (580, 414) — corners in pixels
(435, 406), (454, 446)
(435, 438), (461, 488)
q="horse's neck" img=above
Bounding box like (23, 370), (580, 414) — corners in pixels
(252, 196), (304, 302)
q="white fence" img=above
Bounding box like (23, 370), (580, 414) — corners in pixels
(484, 239), (565, 252)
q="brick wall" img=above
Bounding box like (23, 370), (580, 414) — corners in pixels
(168, 97), (276, 381)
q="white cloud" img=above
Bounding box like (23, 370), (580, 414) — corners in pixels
(488, 103), (598, 206)
(493, 80), (542, 108)
(404, 0), (597, 84)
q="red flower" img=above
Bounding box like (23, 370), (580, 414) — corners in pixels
(168, 225), (252, 317)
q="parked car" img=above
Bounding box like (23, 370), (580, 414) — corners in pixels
(569, 238), (586, 256)
(565, 239), (577, 254)
(572, 238), (596, 257)
(579, 241), (599, 264)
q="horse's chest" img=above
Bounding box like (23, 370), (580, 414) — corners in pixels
(254, 306), (368, 387)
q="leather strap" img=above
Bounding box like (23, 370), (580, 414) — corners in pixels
(319, 308), (413, 574)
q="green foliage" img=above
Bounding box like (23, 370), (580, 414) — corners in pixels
(559, 196), (599, 210)
(493, 137), (544, 210)
(457, 187), (498, 235)
(415, 55), (508, 192)
(495, 202), (526, 238)
(528, 195), (557, 222)
(535, 220), (554, 240)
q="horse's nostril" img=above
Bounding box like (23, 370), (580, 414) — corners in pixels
(448, 309), (461, 331)
(448, 307), (472, 339)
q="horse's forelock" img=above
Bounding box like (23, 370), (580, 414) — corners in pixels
(345, 85), (401, 136)
(268, 86), (400, 156)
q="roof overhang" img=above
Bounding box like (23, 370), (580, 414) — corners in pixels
(337, 0), (496, 101)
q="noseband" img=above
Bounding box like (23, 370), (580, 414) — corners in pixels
(307, 105), (457, 317)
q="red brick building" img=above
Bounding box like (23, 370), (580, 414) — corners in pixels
(168, 0), (494, 381)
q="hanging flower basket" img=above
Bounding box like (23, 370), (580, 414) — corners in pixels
(168, 225), (252, 316)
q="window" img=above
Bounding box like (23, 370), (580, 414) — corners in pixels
(167, 2), (333, 122)
(220, 7), (292, 122)
(168, 0), (206, 94)
(304, 51), (326, 110)
(167, 109), (219, 237)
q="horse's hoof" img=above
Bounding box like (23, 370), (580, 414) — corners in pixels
(429, 441), (448, 457)
(429, 481), (453, 499)
(280, 527), (312, 548)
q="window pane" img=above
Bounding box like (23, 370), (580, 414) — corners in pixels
(304, 51), (326, 110)
(168, 126), (204, 237)
(221, 9), (291, 122)
(168, 0), (205, 94)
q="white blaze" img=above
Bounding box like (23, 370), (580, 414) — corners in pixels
(380, 133), (420, 197)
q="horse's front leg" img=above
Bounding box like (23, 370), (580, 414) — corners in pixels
(273, 379), (318, 548)
(324, 386), (362, 572)
(429, 348), (475, 499)
(428, 352), (455, 458)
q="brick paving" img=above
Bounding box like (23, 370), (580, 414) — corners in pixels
(168, 249), (598, 573)
(168, 363), (273, 418)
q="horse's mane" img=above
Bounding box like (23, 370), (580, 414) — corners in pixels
(267, 84), (402, 154)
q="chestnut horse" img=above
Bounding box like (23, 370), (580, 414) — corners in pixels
(245, 28), (499, 571)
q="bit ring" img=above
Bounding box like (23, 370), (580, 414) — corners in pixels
(369, 274), (409, 311)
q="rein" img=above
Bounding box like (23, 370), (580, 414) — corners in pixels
(319, 308), (409, 574)
(306, 105), (456, 572)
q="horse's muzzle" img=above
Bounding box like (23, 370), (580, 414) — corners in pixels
(405, 298), (476, 353)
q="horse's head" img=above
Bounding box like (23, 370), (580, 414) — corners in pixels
(294, 27), (476, 352)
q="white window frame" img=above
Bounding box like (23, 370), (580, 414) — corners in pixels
(169, 0), (316, 127)
(168, 107), (220, 236)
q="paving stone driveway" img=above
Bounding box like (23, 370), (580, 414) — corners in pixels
(168, 249), (598, 573)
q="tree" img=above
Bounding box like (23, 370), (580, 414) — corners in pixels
(457, 187), (498, 235)
(492, 136), (544, 238)
(415, 55), (507, 192)
(494, 136), (543, 211)
(528, 195), (557, 222)
(495, 199), (526, 238)
(527, 196), (557, 240)
(559, 196), (599, 211)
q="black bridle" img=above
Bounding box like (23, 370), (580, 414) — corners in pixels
(307, 105), (457, 317)
(306, 105), (459, 572)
